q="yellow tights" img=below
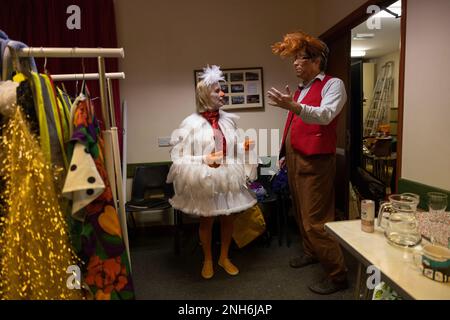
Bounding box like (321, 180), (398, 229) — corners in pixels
(199, 215), (239, 279)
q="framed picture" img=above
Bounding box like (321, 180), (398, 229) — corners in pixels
(194, 67), (264, 111)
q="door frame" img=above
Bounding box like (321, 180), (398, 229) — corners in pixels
(319, 0), (406, 208)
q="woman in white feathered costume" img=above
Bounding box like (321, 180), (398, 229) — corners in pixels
(167, 65), (257, 279)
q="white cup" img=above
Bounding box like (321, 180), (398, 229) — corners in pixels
(412, 244), (450, 282)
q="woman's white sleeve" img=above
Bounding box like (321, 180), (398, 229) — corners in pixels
(234, 127), (258, 182)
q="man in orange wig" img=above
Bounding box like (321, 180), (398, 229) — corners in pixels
(267, 30), (348, 295)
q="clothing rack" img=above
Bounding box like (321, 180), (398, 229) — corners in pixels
(16, 46), (131, 267)
(52, 72), (125, 81)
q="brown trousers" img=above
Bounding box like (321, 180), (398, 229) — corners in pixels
(286, 132), (347, 282)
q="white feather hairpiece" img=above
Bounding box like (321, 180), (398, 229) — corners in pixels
(199, 65), (224, 86)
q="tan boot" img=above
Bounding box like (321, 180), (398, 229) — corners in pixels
(201, 260), (214, 279)
(218, 258), (239, 276)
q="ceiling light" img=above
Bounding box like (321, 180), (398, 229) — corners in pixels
(353, 33), (375, 40)
(351, 50), (366, 57)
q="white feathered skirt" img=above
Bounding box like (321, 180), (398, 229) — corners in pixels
(167, 161), (257, 217)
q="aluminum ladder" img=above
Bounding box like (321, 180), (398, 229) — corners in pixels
(364, 61), (394, 137)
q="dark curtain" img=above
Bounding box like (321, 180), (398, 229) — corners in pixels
(0, 0), (123, 149)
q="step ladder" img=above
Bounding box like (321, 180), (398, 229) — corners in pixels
(364, 61), (394, 137)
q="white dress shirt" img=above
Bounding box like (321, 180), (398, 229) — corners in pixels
(296, 72), (347, 125)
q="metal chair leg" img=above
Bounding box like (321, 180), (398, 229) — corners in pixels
(277, 199), (282, 246)
(174, 209), (183, 255)
(174, 210), (180, 255)
(354, 262), (363, 300)
(282, 195), (291, 247)
(129, 211), (137, 228)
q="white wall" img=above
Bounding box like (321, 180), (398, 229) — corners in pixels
(115, 0), (317, 165)
(402, 0), (450, 190)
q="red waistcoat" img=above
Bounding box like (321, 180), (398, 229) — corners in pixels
(280, 75), (339, 157)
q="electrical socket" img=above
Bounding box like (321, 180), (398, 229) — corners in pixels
(158, 137), (171, 147)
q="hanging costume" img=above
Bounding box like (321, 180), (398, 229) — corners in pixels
(63, 93), (134, 300)
(0, 81), (83, 300)
(167, 109), (257, 217)
(1, 30), (37, 81)
(56, 86), (73, 143)
(11, 72), (68, 189)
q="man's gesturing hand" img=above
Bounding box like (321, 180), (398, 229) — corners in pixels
(267, 85), (297, 111)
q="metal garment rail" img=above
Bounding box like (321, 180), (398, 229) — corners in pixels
(16, 47), (124, 59)
(52, 72), (125, 81)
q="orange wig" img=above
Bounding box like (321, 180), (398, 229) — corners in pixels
(272, 30), (329, 70)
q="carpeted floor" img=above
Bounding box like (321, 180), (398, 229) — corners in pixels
(129, 222), (358, 300)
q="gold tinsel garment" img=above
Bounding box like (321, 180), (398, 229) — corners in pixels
(0, 106), (83, 300)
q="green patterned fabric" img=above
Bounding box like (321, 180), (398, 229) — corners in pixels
(372, 282), (402, 300)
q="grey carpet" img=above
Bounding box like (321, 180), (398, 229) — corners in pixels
(129, 225), (358, 300)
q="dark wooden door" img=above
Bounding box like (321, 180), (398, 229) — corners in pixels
(350, 59), (363, 172)
(319, 0), (400, 218)
(322, 33), (351, 219)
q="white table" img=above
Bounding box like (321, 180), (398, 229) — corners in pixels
(325, 220), (450, 300)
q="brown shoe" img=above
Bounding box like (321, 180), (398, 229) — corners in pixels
(308, 278), (349, 295)
(218, 259), (239, 276)
(289, 255), (319, 268)
(201, 260), (214, 279)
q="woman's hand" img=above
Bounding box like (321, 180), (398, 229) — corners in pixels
(267, 85), (298, 112)
(205, 151), (223, 168)
(244, 138), (255, 151)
